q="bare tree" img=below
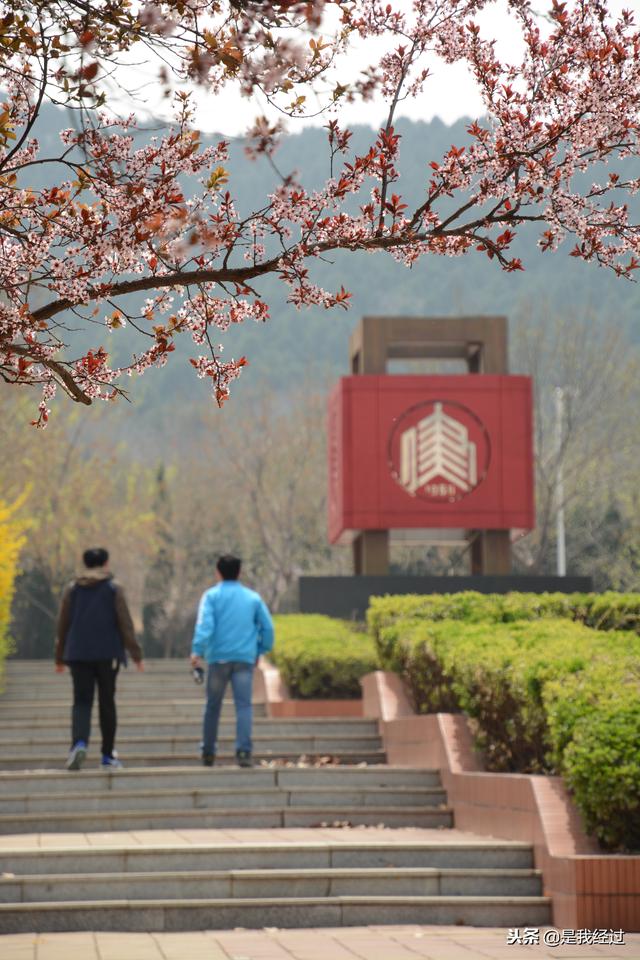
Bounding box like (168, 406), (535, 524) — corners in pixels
(511, 308), (640, 577)
(0, 387), (157, 654)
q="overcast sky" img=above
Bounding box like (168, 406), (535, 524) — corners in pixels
(118, 0), (629, 137)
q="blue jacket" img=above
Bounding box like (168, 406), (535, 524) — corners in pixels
(191, 580), (274, 664)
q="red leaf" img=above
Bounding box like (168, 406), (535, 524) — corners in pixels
(505, 258), (524, 272)
(81, 62), (99, 81)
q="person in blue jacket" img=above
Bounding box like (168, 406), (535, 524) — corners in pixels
(190, 554), (274, 767)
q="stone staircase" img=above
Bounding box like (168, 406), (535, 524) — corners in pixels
(0, 659), (550, 933)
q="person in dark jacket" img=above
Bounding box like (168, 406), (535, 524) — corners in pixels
(55, 547), (143, 771)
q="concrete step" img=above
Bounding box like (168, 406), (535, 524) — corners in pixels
(0, 894), (551, 932)
(0, 681), (231, 706)
(0, 866), (543, 903)
(0, 688), (200, 697)
(1, 670), (205, 685)
(2, 670), (205, 679)
(4, 659), (193, 669)
(0, 751), (386, 771)
(0, 805), (452, 834)
(0, 703), (267, 720)
(0, 838), (536, 875)
(0, 691), (235, 701)
(0, 683), (213, 698)
(0, 719), (377, 739)
(0, 660), (551, 933)
(1, 668), (212, 683)
(0, 766), (441, 794)
(0, 785), (447, 815)
(0, 697), (244, 709)
(0, 734), (383, 757)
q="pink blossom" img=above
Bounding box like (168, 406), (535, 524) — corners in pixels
(2, 1), (640, 422)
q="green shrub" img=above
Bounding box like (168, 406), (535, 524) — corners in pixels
(574, 592), (640, 632)
(270, 614), (378, 699)
(398, 619), (595, 771)
(368, 591), (640, 666)
(544, 651), (640, 849)
(559, 691), (640, 851)
(389, 617), (640, 850)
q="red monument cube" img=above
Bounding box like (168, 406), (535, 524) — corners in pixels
(328, 374), (535, 543)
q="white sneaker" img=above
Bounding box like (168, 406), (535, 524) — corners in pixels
(66, 742), (87, 771)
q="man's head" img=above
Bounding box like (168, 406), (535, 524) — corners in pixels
(83, 547), (109, 569)
(216, 554), (241, 581)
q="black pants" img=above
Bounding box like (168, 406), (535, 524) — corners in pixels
(70, 660), (120, 757)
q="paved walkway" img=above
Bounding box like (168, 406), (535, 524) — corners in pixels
(0, 825), (499, 848)
(1, 927), (638, 960)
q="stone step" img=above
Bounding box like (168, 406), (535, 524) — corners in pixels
(0, 661), (551, 934)
(0, 719), (377, 738)
(2, 665), (206, 678)
(0, 750), (386, 772)
(0, 805), (452, 834)
(0, 894), (551, 933)
(1, 673), (202, 685)
(0, 838), (535, 875)
(0, 694), (238, 704)
(0, 694), (229, 706)
(0, 703), (267, 720)
(0, 681), (211, 696)
(0, 866), (543, 903)
(0, 688), (233, 697)
(0, 766), (441, 794)
(5, 656), (188, 679)
(0, 697), (250, 709)
(0, 734), (383, 757)
(0, 672), (231, 700)
(0, 785), (447, 815)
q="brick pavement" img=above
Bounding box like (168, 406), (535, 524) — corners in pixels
(0, 927), (638, 960)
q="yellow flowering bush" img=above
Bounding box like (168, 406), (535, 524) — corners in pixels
(0, 497), (27, 689)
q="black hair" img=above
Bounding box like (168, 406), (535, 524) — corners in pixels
(217, 554), (241, 580)
(83, 547), (109, 569)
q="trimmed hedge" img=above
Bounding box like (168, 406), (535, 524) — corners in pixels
(368, 591), (640, 665)
(384, 616), (640, 851)
(270, 614), (378, 699)
(555, 690), (640, 852)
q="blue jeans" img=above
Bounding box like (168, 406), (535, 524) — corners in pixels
(203, 661), (253, 756)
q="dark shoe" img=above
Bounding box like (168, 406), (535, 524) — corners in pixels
(101, 753), (124, 770)
(202, 753), (215, 767)
(236, 750), (253, 768)
(66, 741), (87, 771)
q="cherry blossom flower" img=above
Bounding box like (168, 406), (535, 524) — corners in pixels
(0, 1), (639, 421)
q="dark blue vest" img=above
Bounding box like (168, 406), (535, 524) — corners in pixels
(63, 580), (125, 663)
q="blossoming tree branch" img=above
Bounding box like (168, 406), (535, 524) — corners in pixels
(1, 0), (639, 423)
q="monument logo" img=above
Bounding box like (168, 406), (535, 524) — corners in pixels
(389, 400), (491, 503)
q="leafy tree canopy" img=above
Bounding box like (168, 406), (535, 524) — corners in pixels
(1, 0), (639, 422)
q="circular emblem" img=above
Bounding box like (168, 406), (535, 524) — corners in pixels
(388, 400), (491, 502)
